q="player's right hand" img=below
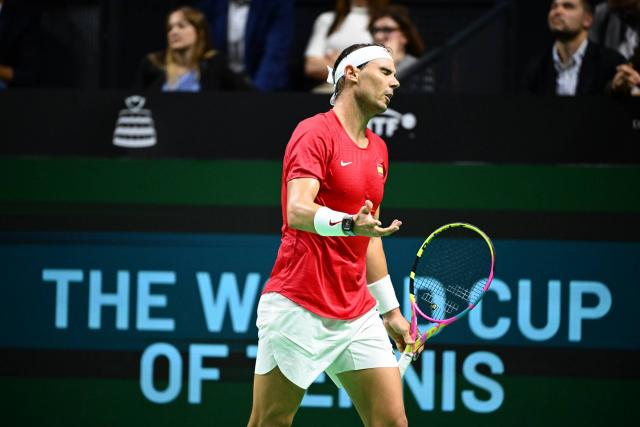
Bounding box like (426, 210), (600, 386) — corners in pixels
(353, 200), (402, 237)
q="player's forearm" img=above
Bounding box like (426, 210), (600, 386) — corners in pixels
(366, 239), (400, 315)
(287, 178), (359, 235)
(363, 203), (402, 315)
(366, 237), (390, 283)
(287, 178), (322, 232)
(287, 200), (321, 233)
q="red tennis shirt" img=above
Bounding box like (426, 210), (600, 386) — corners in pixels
(263, 110), (389, 319)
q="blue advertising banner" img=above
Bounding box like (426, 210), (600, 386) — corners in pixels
(1, 231), (638, 414)
(1, 232), (636, 351)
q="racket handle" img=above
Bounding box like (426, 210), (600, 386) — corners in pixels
(398, 324), (446, 378)
(398, 350), (413, 378)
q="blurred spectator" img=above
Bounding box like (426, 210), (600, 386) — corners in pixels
(369, 5), (431, 87)
(591, 0), (640, 94)
(0, 0), (40, 89)
(590, 0), (639, 58)
(304, 0), (389, 91)
(136, 6), (251, 92)
(524, 0), (625, 95)
(198, 0), (293, 91)
(610, 49), (640, 94)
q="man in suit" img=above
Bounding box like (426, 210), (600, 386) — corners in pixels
(198, 0), (293, 91)
(590, 0), (640, 95)
(524, 0), (626, 95)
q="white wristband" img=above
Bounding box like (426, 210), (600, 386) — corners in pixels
(367, 275), (399, 314)
(313, 206), (349, 236)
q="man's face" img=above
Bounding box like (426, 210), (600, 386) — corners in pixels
(353, 58), (400, 115)
(609, 0), (640, 26)
(548, 0), (592, 39)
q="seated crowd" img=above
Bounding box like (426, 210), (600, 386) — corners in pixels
(0, 0), (638, 96)
(524, 0), (639, 96)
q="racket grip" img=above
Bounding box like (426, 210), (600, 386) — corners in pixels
(398, 350), (414, 378)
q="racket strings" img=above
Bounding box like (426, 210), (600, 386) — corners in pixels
(416, 288), (460, 314)
(413, 231), (492, 320)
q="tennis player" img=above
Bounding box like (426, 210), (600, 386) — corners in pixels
(248, 43), (413, 427)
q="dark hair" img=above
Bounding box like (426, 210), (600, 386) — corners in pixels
(370, 5), (425, 57)
(550, 0), (594, 14)
(581, 0), (594, 14)
(328, 0), (390, 36)
(331, 43), (390, 101)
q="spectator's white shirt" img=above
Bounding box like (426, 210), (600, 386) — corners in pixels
(619, 26), (639, 60)
(553, 39), (588, 96)
(305, 6), (373, 58)
(228, 0), (251, 73)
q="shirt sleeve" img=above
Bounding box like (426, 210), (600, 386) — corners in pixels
(284, 121), (330, 183)
(304, 12), (334, 58)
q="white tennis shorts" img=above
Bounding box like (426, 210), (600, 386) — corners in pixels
(254, 292), (397, 390)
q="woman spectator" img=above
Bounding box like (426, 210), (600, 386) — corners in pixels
(304, 0), (389, 91)
(136, 6), (250, 91)
(370, 5), (425, 81)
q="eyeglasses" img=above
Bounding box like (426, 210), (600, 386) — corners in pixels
(372, 26), (400, 35)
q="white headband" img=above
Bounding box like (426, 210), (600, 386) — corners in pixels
(326, 45), (392, 106)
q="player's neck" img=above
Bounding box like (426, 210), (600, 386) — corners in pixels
(333, 100), (370, 148)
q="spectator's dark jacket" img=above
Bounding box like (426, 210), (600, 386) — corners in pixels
(199, 0), (293, 91)
(523, 41), (626, 95)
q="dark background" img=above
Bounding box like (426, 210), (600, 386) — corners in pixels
(7, 0), (562, 91)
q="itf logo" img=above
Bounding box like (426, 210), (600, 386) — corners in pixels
(368, 108), (417, 138)
(113, 95), (157, 148)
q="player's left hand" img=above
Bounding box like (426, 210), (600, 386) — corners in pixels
(382, 308), (422, 355)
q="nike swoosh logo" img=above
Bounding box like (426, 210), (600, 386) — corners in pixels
(329, 220), (341, 226)
(340, 161), (353, 167)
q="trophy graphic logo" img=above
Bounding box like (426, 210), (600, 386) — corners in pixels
(113, 95), (157, 148)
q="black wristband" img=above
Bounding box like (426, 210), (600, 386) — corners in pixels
(342, 215), (356, 236)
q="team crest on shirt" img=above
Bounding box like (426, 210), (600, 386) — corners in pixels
(376, 163), (384, 176)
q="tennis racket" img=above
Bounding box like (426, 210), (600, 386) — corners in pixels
(398, 222), (495, 377)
